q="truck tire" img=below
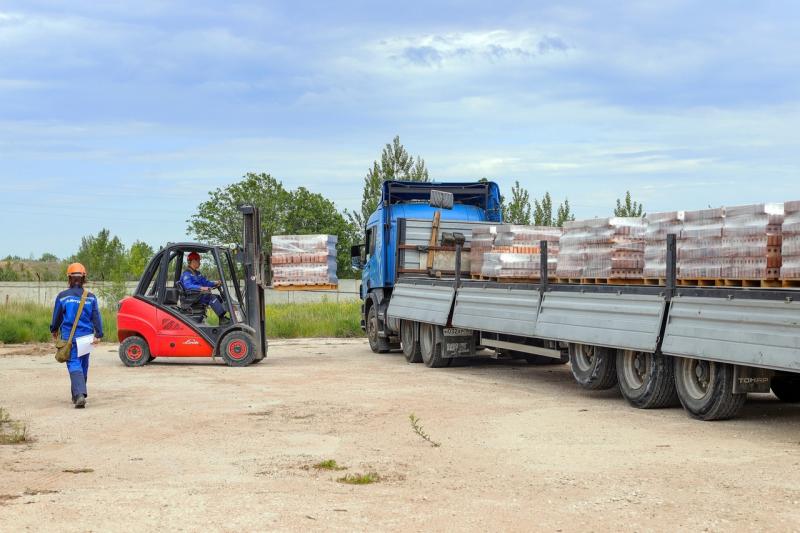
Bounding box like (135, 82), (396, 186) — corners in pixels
(771, 373), (800, 403)
(367, 305), (390, 354)
(220, 331), (257, 367)
(674, 357), (746, 420)
(616, 350), (679, 409)
(119, 336), (150, 367)
(401, 321), (422, 363)
(419, 323), (451, 368)
(568, 343), (617, 390)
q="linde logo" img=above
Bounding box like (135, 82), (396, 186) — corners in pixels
(183, 339), (200, 345)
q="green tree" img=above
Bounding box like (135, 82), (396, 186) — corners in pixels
(39, 252), (59, 262)
(614, 191), (645, 217)
(347, 135), (429, 236)
(532, 193), (574, 227)
(504, 181), (532, 225)
(127, 241), (154, 279)
(72, 229), (127, 282)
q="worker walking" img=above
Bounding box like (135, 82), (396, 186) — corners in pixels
(181, 251), (229, 323)
(50, 263), (103, 408)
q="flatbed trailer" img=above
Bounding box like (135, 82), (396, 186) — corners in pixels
(385, 235), (800, 420)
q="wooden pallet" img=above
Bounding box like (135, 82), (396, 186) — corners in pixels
(272, 284), (338, 291)
(783, 279), (800, 288)
(643, 278), (665, 286)
(677, 278), (783, 288)
(578, 277), (645, 285)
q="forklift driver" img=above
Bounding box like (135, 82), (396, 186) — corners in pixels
(181, 252), (230, 324)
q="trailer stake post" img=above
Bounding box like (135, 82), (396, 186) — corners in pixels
(540, 240), (549, 295)
(666, 233), (677, 302)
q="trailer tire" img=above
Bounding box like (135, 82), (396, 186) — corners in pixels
(401, 321), (422, 363)
(119, 336), (150, 367)
(616, 350), (678, 409)
(220, 331), (257, 367)
(674, 357), (745, 420)
(568, 343), (617, 390)
(367, 305), (390, 354)
(419, 323), (451, 368)
(771, 373), (800, 403)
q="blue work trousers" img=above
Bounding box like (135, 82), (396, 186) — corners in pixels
(200, 294), (226, 317)
(66, 344), (90, 402)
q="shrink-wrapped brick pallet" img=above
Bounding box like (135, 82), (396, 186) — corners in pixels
(721, 203), (783, 280)
(555, 218), (645, 279)
(480, 225), (561, 279)
(643, 211), (684, 278)
(781, 201), (800, 280)
(469, 225), (497, 277)
(678, 208), (725, 279)
(270, 235), (338, 287)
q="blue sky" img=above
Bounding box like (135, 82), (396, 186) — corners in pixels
(2, 1), (799, 258)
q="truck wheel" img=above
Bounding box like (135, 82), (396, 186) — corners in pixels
(674, 357), (745, 420)
(119, 336), (150, 367)
(401, 321), (422, 363)
(419, 323), (451, 368)
(568, 343), (617, 390)
(220, 331), (257, 367)
(771, 373), (800, 403)
(367, 306), (390, 354)
(616, 350), (678, 409)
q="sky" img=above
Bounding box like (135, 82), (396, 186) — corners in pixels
(1, 1), (799, 258)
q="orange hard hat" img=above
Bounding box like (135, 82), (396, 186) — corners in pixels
(67, 262), (87, 277)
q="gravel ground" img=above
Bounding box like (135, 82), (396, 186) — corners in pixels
(2, 339), (800, 532)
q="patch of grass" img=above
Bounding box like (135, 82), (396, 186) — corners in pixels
(0, 408), (30, 445)
(313, 459), (346, 471)
(409, 413), (441, 447)
(0, 301), (361, 343)
(336, 472), (381, 485)
(62, 468), (94, 474)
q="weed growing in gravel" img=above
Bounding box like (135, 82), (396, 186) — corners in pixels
(313, 460), (346, 471)
(63, 468), (94, 474)
(409, 413), (440, 447)
(0, 408), (30, 445)
(337, 472), (380, 485)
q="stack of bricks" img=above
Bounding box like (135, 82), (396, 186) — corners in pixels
(555, 218), (646, 279)
(720, 203), (783, 280)
(643, 211), (684, 279)
(678, 208), (725, 279)
(480, 225), (562, 279)
(781, 201), (800, 280)
(469, 225), (497, 277)
(270, 234), (338, 287)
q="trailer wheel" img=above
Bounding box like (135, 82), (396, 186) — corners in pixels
(220, 331), (257, 367)
(674, 357), (745, 420)
(616, 350), (678, 409)
(400, 321), (422, 363)
(119, 336), (151, 367)
(771, 373), (800, 403)
(367, 305), (390, 354)
(568, 343), (617, 390)
(419, 323), (451, 368)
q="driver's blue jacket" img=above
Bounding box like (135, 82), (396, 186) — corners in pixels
(180, 269), (216, 291)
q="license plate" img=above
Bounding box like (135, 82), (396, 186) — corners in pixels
(443, 328), (471, 337)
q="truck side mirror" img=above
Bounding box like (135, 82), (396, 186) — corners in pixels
(350, 244), (365, 270)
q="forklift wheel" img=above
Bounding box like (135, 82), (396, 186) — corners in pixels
(220, 331), (257, 367)
(119, 336), (151, 367)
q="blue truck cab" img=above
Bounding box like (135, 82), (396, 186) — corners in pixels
(352, 180), (502, 352)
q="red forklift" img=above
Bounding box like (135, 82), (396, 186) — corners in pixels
(117, 205), (267, 367)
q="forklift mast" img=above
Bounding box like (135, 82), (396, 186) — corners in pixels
(239, 204), (267, 357)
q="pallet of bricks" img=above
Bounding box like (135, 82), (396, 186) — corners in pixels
(478, 225), (561, 282)
(643, 211), (684, 284)
(677, 204), (783, 287)
(782, 200), (800, 287)
(555, 217), (646, 283)
(270, 234), (338, 290)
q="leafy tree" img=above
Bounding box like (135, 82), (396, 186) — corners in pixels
(614, 191), (645, 217)
(347, 135), (429, 236)
(39, 252), (59, 262)
(127, 241), (154, 279)
(504, 181), (532, 225)
(533, 192), (574, 227)
(72, 229), (127, 282)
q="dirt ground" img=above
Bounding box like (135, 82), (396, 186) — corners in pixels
(2, 339), (800, 532)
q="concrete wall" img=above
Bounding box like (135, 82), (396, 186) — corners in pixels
(0, 279), (361, 307)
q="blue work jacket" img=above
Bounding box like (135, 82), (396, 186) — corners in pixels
(50, 287), (104, 341)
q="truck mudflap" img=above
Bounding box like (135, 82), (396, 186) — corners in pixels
(534, 291), (666, 352)
(438, 327), (475, 358)
(662, 295), (800, 371)
(386, 281), (456, 326)
(451, 285), (540, 337)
